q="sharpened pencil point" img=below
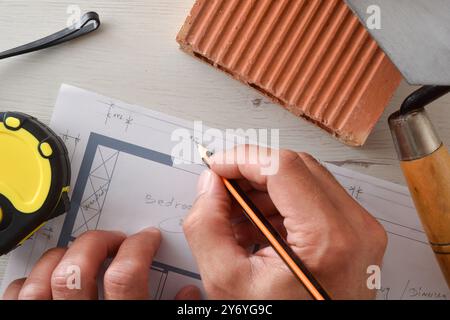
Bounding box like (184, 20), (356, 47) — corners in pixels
(195, 142), (212, 168)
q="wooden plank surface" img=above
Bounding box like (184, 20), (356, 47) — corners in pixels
(1, 0), (449, 289)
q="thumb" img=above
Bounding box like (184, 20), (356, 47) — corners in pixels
(183, 170), (247, 278)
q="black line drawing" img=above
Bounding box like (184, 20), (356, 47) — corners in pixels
(60, 130), (81, 163)
(348, 185), (364, 200)
(72, 146), (119, 236)
(98, 100), (136, 132)
(151, 265), (169, 300)
(57, 133), (201, 299)
(158, 216), (185, 234)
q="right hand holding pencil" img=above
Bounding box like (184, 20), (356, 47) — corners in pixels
(184, 145), (388, 299)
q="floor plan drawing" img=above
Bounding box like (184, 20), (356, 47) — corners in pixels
(1, 85), (448, 300)
(57, 133), (202, 299)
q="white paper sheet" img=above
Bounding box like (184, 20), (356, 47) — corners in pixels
(1, 84), (448, 300)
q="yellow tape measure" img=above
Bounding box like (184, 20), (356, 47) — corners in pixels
(0, 112), (71, 255)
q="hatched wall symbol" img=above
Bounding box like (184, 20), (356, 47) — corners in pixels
(72, 146), (120, 237)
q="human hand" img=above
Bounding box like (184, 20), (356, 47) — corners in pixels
(183, 145), (387, 299)
(3, 228), (200, 300)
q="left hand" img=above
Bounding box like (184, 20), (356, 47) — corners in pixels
(3, 228), (200, 300)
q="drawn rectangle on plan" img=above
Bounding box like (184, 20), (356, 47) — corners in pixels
(58, 133), (201, 299)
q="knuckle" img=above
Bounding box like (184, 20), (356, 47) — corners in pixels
(297, 152), (319, 166)
(183, 195), (213, 235)
(18, 283), (48, 300)
(5, 278), (25, 297)
(378, 228), (388, 250)
(331, 232), (355, 257)
(104, 263), (141, 293)
(183, 212), (201, 236)
(337, 232), (358, 255)
(318, 228), (358, 268)
(360, 213), (388, 251)
(77, 230), (103, 242)
(297, 152), (314, 161)
(370, 220), (388, 252)
(42, 247), (66, 259)
(279, 149), (299, 164)
(183, 194), (229, 237)
(8, 278), (25, 288)
(51, 269), (71, 294)
(138, 229), (162, 249)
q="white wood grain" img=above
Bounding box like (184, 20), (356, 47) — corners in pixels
(1, 0), (450, 288)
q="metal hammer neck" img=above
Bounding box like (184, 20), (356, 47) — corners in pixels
(389, 109), (442, 161)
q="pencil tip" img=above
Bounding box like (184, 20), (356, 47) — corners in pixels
(196, 143), (212, 167)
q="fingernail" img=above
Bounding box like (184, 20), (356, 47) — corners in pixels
(197, 170), (212, 195)
(140, 226), (160, 234)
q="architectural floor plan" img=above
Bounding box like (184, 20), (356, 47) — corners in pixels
(1, 85), (448, 300)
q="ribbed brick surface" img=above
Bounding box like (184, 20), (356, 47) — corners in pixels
(177, 0), (402, 146)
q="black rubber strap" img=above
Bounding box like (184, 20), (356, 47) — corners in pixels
(0, 12), (100, 60)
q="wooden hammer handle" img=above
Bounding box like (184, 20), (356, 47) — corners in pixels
(401, 145), (450, 287)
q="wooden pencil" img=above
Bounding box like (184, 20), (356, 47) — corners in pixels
(196, 144), (331, 300)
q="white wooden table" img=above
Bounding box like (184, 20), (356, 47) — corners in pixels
(1, 0), (449, 288)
